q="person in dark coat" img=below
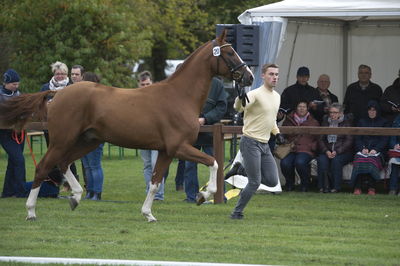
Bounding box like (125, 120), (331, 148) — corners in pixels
(279, 66), (320, 119)
(182, 77), (227, 203)
(310, 74), (339, 124)
(280, 100), (320, 192)
(343, 64), (382, 124)
(380, 69), (400, 123)
(317, 103), (354, 193)
(351, 100), (389, 195)
(0, 69), (27, 198)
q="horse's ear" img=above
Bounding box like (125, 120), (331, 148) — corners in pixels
(217, 29), (227, 44)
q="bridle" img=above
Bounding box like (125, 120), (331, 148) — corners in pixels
(212, 40), (247, 82)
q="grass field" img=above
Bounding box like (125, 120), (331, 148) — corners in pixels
(1, 139), (400, 265)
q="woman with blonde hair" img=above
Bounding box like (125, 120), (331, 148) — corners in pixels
(40, 61), (71, 92)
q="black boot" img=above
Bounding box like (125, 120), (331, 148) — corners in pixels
(91, 192), (101, 201)
(225, 162), (242, 179)
(84, 191), (93, 199)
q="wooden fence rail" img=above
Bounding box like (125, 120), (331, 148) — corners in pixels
(2, 122), (400, 203)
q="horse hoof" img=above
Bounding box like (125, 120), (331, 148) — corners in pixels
(26, 216), (36, 221)
(69, 197), (79, 211)
(142, 212), (157, 222)
(196, 192), (206, 206)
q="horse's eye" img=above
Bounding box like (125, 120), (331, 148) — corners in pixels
(227, 52), (234, 56)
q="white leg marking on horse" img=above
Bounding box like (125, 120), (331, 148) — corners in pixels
(64, 166), (83, 209)
(141, 183), (158, 222)
(26, 186), (40, 220)
(199, 160), (218, 201)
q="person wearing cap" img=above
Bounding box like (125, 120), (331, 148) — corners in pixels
(343, 64), (382, 124)
(0, 69), (27, 197)
(279, 66), (320, 120)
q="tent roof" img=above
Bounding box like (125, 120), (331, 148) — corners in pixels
(238, 0), (400, 23)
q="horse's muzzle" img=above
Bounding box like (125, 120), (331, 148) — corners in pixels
(239, 67), (254, 87)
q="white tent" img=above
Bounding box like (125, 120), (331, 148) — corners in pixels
(238, 0), (400, 101)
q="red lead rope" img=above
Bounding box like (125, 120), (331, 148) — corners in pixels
(12, 130), (25, 144)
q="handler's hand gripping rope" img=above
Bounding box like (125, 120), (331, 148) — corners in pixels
(235, 82), (249, 107)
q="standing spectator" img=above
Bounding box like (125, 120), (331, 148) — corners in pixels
(317, 103), (354, 193)
(174, 159), (185, 191)
(230, 64), (282, 219)
(80, 72), (105, 200)
(40, 61), (72, 93)
(40, 61), (79, 190)
(343, 64), (382, 123)
(311, 74), (339, 124)
(70, 64), (87, 190)
(183, 77), (227, 203)
(70, 65), (84, 84)
(351, 100), (389, 195)
(280, 100), (320, 192)
(0, 69), (26, 198)
(386, 113), (400, 195)
(138, 71), (166, 201)
(380, 69), (400, 123)
(279, 66), (319, 119)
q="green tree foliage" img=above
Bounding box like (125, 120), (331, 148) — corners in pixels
(1, 0), (153, 91)
(141, 0), (213, 81)
(0, 0), (277, 90)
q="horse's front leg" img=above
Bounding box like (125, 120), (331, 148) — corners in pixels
(196, 160), (218, 205)
(141, 151), (172, 222)
(63, 165), (83, 210)
(26, 185), (41, 221)
(175, 145), (217, 205)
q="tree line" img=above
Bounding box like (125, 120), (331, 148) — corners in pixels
(0, 0), (276, 92)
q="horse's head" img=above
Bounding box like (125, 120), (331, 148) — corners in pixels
(212, 30), (254, 87)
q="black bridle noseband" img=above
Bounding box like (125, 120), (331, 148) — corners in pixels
(212, 40), (250, 106)
(212, 40), (247, 82)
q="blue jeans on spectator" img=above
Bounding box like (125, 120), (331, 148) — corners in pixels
(389, 164), (400, 191)
(0, 130), (26, 197)
(317, 152), (353, 191)
(280, 152), (312, 191)
(81, 144), (104, 193)
(184, 145), (213, 202)
(140, 149), (164, 200)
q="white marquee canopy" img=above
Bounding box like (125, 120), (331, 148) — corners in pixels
(238, 0), (400, 100)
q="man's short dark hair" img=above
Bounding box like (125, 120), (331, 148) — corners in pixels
(71, 65), (85, 74)
(262, 63), (279, 74)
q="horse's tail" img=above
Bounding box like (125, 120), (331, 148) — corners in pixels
(0, 90), (57, 130)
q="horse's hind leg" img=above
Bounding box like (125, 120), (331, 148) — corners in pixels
(141, 151), (172, 222)
(62, 165), (83, 210)
(59, 140), (102, 210)
(175, 144), (218, 205)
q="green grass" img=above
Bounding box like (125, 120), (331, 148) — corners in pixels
(1, 139), (400, 265)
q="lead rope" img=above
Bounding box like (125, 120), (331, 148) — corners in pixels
(25, 134), (38, 168)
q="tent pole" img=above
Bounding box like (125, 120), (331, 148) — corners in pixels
(342, 22), (349, 98)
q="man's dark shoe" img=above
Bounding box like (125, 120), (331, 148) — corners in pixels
(225, 162), (241, 179)
(183, 198), (196, 203)
(230, 212), (244, 220)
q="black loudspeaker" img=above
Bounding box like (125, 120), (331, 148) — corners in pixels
(216, 24), (260, 66)
(236, 24), (259, 66)
(216, 24), (237, 50)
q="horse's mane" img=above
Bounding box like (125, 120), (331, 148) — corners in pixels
(165, 41), (212, 82)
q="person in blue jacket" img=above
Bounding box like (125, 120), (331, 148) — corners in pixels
(0, 69), (26, 197)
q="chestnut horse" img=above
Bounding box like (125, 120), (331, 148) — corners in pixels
(0, 31), (253, 222)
